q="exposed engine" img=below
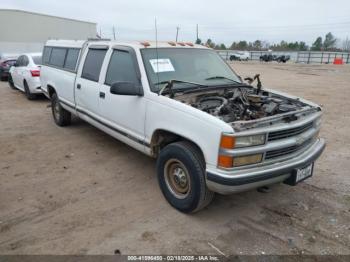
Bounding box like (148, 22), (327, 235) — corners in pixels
(176, 87), (307, 123)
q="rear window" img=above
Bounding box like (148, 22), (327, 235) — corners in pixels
(81, 49), (107, 82)
(64, 48), (80, 71)
(32, 55), (42, 65)
(49, 48), (67, 67)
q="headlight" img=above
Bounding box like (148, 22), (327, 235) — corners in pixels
(233, 154), (263, 167)
(218, 133), (266, 168)
(219, 134), (266, 149)
(235, 134), (266, 148)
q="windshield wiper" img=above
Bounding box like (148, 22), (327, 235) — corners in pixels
(156, 79), (207, 97)
(205, 76), (242, 85)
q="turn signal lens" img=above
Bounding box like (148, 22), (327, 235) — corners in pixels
(218, 155), (233, 168)
(220, 135), (235, 149)
(233, 154), (263, 167)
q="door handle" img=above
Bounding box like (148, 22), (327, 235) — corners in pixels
(77, 84), (81, 89)
(99, 92), (105, 99)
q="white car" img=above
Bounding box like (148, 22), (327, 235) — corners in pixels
(9, 53), (42, 100)
(40, 40), (325, 213)
(230, 51), (250, 61)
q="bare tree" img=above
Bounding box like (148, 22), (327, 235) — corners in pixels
(343, 37), (350, 51)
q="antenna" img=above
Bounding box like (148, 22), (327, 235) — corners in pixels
(155, 18), (160, 89)
(112, 26), (116, 40)
(176, 26), (180, 42)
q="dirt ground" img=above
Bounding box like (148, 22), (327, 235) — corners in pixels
(0, 62), (349, 255)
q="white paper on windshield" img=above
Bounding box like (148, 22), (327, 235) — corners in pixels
(149, 59), (175, 73)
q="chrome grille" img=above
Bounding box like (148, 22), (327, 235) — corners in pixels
(265, 139), (313, 159)
(268, 122), (314, 141)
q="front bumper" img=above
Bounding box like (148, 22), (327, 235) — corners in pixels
(206, 138), (325, 194)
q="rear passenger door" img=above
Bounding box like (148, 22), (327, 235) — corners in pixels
(12, 56), (23, 88)
(99, 46), (146, 147)
(13, 56), (29, 90)
(75, 45), (107, 119)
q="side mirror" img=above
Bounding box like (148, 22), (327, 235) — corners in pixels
(110, 81), (143, 96)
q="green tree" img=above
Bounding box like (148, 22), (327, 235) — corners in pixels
(195, 38), (202, 44)
(323, 32), (337, 50)
(299, 41), (308, 51)
(237, 41), (248, 50)
(253, 40), (262, 50)
(205, 38), (215, 48)
(311, 37), (323, 51)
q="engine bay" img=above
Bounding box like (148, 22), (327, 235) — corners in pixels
(175, 86), (309, 123)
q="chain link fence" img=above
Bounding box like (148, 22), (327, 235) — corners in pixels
(217, 50), (350, 64)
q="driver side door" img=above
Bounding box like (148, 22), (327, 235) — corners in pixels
(99, 46), (147, 150)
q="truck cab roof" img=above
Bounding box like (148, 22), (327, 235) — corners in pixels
(45, 39), (210, 50)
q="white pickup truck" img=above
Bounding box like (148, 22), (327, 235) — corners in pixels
(40, 39), (325, 213)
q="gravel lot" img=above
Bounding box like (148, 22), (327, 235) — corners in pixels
(0, 62), (349, 255)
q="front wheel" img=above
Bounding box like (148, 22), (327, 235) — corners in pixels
(157, 141), (214, 213)
(51, 92), (71, 126)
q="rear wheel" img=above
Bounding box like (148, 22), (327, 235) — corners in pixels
(157, 141), (214, 213)
(24, 80), (36, 100)
(8, 74), (15, 89)
(51, 92), (71, 126)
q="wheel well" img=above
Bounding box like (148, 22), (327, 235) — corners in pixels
(150, 130), (205, 162)
(47, 85), (56, 98)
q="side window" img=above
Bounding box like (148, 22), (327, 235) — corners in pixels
(16, 56), (23, 67)
(64, 48), (80, 71)
(42, 47), (52, 64)
(81, 49), (107, 82)
(23, 56), (29, 66)
(105, 50), (139, 86)
(49, 48), (67, 68)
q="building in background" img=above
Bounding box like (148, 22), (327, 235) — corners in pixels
(0, 9), (97, 55)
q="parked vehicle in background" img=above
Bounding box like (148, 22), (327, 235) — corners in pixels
(230, 51), (250, 61)
(260, 54), (290, 63)
(276, 55), (290, 63)
(0, 55), (18, 80)
(40, 40), (325, 213)
(9, 53), (43, 100)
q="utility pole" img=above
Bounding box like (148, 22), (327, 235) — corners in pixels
(112, 26), (116, 40)
(176, 26), (180, 42)
(99, 27), (102, 38)
(196, 24), (199, 41)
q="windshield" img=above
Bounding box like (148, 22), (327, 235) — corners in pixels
(141, 48), (241, 92)
(32, 55), (42, 65)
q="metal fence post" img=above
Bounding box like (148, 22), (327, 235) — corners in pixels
(347, 53), (350, 64)
(307, 52), (311, 64)
(321, 52), (324, 64)
(327, 53), (330, 64)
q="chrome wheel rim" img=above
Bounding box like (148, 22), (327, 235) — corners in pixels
(164, 159), (190, 199)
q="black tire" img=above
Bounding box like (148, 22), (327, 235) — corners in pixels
(157, 141), (214, 213)
(24, 80), (36, 100)
(51, 92), (71, 126)
(8, 74), (15, 89)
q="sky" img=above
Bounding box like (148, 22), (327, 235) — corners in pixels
(1, 0), (350, 46)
